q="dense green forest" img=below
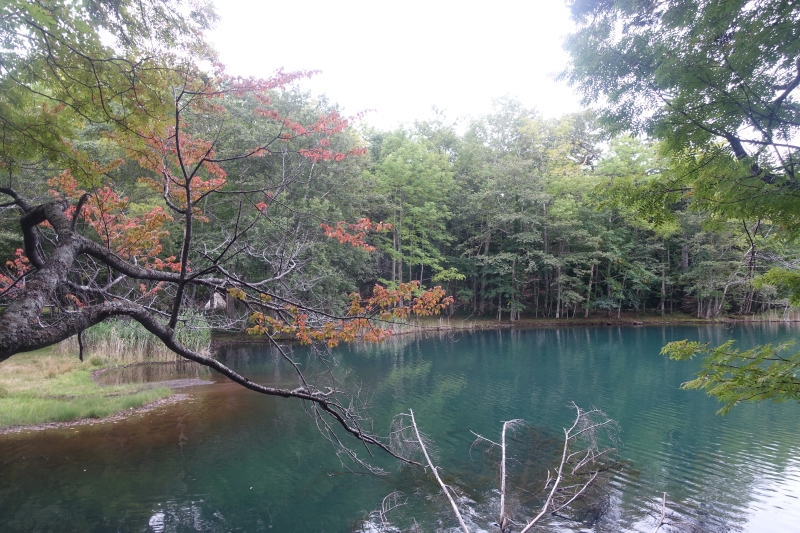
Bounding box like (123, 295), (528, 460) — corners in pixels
(354, 104), (800, 322)
(5, 90), (799, 324)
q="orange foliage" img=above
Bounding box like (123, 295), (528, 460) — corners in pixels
(47, 171), (180, 271)
(0, 248), (30, 296)
(134, 129), (227, 216)
(321, 218), (391, 252)
(247, 281), (453, 347)
(65, 293), (86, 308)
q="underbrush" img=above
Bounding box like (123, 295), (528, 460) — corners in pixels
(0, 348), (172, 429)
(55, 313), (211, 365)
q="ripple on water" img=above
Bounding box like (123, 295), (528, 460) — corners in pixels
(2, 326), (800, 532)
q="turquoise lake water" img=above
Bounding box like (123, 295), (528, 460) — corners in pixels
(1, 324), (799, 532)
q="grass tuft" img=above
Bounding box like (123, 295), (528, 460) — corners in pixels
(55, 313), (211, 365)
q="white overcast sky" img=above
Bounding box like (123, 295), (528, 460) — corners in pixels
(208, 0), (584, 130)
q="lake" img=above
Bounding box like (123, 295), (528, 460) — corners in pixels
(1, 324), (799, 532)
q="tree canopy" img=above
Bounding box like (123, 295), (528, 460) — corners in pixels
(563, 0), (800, 226)
(0, 0), (217, 172)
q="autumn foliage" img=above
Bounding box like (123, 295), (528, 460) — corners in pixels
(248, 217), (452, 346)
(247, 281), (453, 347)
(6, 64), (455, 351)
(48, 170), (178, 270)
(0, 248), (30, 297)
(320, 218), (391, 252)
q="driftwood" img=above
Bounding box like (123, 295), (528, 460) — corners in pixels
(378, 403), (620, 532)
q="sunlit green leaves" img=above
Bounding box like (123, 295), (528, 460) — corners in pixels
(368, 129), (456, 280)
(563, 0), (800, 230)
(662, 339), (800, 414)
(756, 269), (800, 307)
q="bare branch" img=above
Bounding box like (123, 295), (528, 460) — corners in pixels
(408, 409), (470, 533)
(652, 492), (668, 533)
(517, 404), (617, 533)
(499, 419), (524, 527)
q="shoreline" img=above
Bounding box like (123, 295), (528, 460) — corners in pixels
(6, 316), (798, 435)
(0, 393), (189, 436)
(211, 313), (800, 346)
(0, 370), (214, 436)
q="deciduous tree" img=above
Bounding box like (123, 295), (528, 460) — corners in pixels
(0, 0), (451, 464)
(563, 0), (800, 218)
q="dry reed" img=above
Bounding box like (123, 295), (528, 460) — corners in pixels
(56, 313), (211, 365)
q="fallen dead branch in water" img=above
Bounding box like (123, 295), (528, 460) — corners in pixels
(357, 403), (623, 532)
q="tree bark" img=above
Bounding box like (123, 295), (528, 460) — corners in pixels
(585, 262), (594, 319)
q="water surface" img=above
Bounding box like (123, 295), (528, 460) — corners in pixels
(1, 324), (799, 532)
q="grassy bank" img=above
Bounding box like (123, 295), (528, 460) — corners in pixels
(0, 347), (171, 430)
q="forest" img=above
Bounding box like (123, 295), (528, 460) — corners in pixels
(4, 92), (798, 327)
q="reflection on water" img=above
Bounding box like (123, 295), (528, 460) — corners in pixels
(95, 360), (212, 385)
(1, 325), (799, 532)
